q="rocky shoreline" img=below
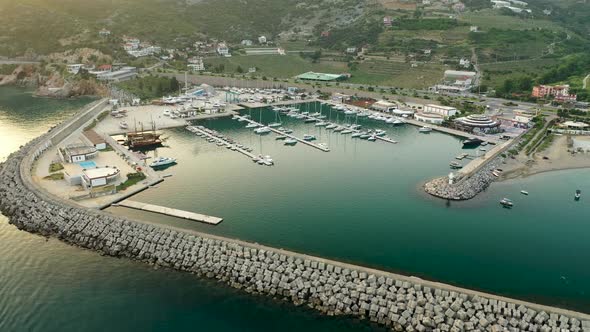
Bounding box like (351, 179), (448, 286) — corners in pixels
(424, 157), (504, 200)
(1, 129), (589, 330)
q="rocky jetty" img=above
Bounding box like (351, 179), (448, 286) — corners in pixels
(1, 134), (589, 331)
(424, 158), (503, 200)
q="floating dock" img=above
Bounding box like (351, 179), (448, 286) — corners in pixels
(115, 200), (223, 225)
(187, 125), (257, 159)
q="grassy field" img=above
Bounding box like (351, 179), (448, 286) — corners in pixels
(480, 58), (561, 87)
(348, 60), (444, 88)
(203, 55), (348, 78)
(460, 10), (568, 32)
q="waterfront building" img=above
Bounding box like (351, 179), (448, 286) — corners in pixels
(81, 166), (121, 189)
(371, 100), (397, 112)
(423, 104), (459, 118)
(454, 114), (501, 133)
(83, 130), (107, 150)
(415, 112), (444, 124)
(59, 144), (98, 163)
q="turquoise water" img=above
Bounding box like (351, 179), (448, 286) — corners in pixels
(79, 160), (97, 168)
(0, 88), (588, 332)
(0, 87), (385, 332)
(112, 106), (590, 312)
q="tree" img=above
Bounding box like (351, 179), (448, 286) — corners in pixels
(236, 66), (244, 73)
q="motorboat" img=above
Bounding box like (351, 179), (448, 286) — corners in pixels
(419, 126), (432, 133)
(303, 134), (316, 141)
(359, 133), (371, 139)
(350, 124), (362, 130)
(341, 129), (353, 134)
(246, 123), (260, 128)
(119, 121), (129, 129)
(284, 138), (298, 145)
(149, 157), (177, 168)
(575, 189), (581, 200)
(462, 138), (484, 147)
(315, 121), (328, 127)
(268, 122), (282, 128)
(254, 126), (271, 134)
(450, 161), (462, 169)
(481, 141), (489, 146)
(367, 136), (377, 141)
(374, 130), (386, 137)
(520, 190), (529, 195)
(500, 198), (513, 208)
(326, 124), (338, 129)
(333, 126), (344, 132)
(282, 128), (294, 134)
(275, 135), (287, 140)
(351, 132), (362, 138)
(344, 110), (357, 115)
(304, 118), (317, 123)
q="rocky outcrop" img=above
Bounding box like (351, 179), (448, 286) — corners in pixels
(1, 130), (589, 330)
(424, 158), (503, 200)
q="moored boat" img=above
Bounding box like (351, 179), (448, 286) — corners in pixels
(149, 157), (177, 168)
(575, 189), (581, 200)
(500, 198), (513, 208)
(462, 138), (484, 147)
(284, 138), (298, 145)
(520, 190), (529, 195)
(418, 126), (432, 133)
(303, 134), (316, 141)
(449, 161), (462, 169)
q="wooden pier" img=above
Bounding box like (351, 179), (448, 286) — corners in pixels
(115, 200), (223, 225)
(235, 116), (331, 152)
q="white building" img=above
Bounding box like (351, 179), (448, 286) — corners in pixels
(66, 64), (84, 75)
(241, 39), (253, 46)
(459, 58), (471, 68)
(415, 112), (444, 124)
(188, 57), (205, 71)
(423, 104), (459, 118)
(258, 36), (267, 44)
(217, 42), (229, 56)
(99, 28), (111, 37)
(346, 47), (357, 54)
(81, 167), (121, 189)
(470, 26), (479, 32)
(59, 144), (98, 163)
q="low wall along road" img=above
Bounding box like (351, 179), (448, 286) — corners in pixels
(0, 104), (589, 331)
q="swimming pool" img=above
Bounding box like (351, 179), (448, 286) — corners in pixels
(78, 160), (97, 168)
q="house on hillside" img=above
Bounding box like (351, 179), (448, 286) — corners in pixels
(346, 47), (357, 54)
(532, 84), (577, 102)
(241, 39), (253, 46)
(99, 28), (111, 37)
(258, 36), (267, 44)
(216, 42), (230, 56)
(383, 16), (393, 27)
(459, 58), (471, 68)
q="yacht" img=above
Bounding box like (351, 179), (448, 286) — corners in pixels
(374, 130), (386, 137)
(462, 138), (484, 147)
(367, 136), (377, 141)
(284, 138), (298, 145)
(303, 134), (316, 141)
(149, 157), (177, 168)
(268, 122), (282, 128)
(344, 110), (357, 115)
(351, 132), (362, 138)
(500, 198), (513, 208)
(341, 129), (353, 134)
(450, 161), (462, 169)
(520, 190), (529, 195)
(326, 124), (338, 129)
(254, 126), (271, 134)
(315, 121), (328, 127)
(304, 118), (317, 123)
(282, 128), (294, 134)
(333, 126), (344, 132)
(275, 135), (287, 140)
(359, 132), (371, 139)
(245, 123), (259, 128)
(419, 126), (432, 133)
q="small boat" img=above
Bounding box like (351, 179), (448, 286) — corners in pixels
(245, 123), (259, 128)
(303, 134), (316, 141)
(462, 138), (484, 147)
(119, 121), (129, 129)
(341, 129), (353, 134)
(282, 129), (294, 134)
(275, 135), (287, 140)
(268, 122), (282, 128)
(163, 110), (171, 116)
(326, 124), (337, 129)
(450, 161), (462, 169)
(520, 190), (529, 195)
(149, 157), (177, 168)
(284, 138), (298, 145)
(304, 118), (317, 123)
(315, 121), (328, 127)
(500, 198), (513, 208)
(575, 189), (581, 200)
(254, 126), (271, 134)
(333, 127), (344, 132)
(351, 132), (362, 138)
(492, 171), (500, 177)
(359, 133), (371, 139)
(367, 136), (377, 141)
(480, 148), (487, 152)
(419, 126), (432, 133)
(374, 130), (386, 137)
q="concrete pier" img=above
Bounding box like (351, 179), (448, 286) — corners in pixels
(186, 125), (257, 159)
(114, 200), (223, 225)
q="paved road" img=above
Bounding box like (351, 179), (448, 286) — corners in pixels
(0, 60), (40, 65)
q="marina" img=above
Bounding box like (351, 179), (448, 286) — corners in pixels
(113, 200), (223, 225)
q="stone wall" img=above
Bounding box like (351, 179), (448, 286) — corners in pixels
(1, 133), (589, 331)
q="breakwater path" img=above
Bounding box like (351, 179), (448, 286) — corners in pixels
(0, 114), (589, 331)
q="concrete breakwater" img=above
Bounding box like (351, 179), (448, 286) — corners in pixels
(1, 135), (590, 331)
(424, 158), (503, 200)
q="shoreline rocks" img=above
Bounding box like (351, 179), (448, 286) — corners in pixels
(1, 132), (589, 331)
(424, 158), (503, 200)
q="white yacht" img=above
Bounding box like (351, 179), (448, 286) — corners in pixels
(326, 124), (338, 129)
(351, 132), (362, 138)
(419, 126), (432, 133)
(315, 121), (328, 127)
(284, 138), (298, 145)
(367, 136), (377, 141)
(268, 122), (282, 128)
(245, 123), (259, 128)
(303, 134), (316, 141)
(149, 157), (177, 168)
(254, 126), (271, 134)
